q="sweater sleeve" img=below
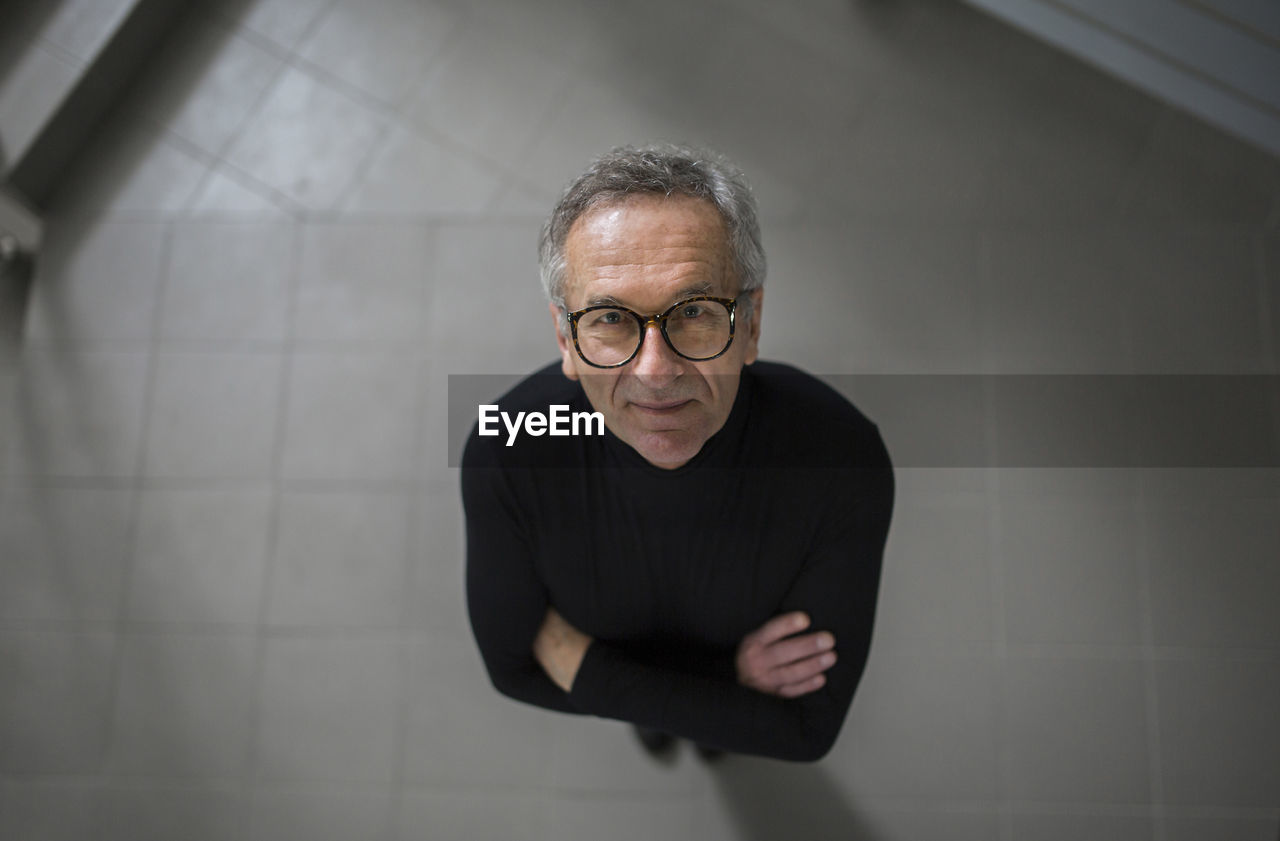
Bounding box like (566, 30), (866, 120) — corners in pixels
(461, 459), (580, 715)
(567, 428), (895, 762)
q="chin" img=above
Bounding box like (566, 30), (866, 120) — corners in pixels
(625, 428), (708, 469)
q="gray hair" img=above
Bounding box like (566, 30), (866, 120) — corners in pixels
(538, 144), (766, 322)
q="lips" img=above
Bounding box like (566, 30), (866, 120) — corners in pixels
(629, 399), (692, 415)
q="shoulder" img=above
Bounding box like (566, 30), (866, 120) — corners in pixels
(744, 360), (891, 470)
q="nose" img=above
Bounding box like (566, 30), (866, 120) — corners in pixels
(629, 321), (682, 386)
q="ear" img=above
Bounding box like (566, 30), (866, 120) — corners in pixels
(549, 301), (580, 381)
(741, 288), (763, 366)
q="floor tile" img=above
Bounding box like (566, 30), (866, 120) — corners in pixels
(999, 494), (1143, 645)
(466, 0), (623, 73)
(0, 630), (116, 773)
(1144, 496), (1280, 648)
(399, 787), (546, 841)
(762, 222), (983, 373)
(49, 120), (209, 216)
(0, 485), (134, 622)
(667, 14), (868, 195)
(426, 221), (552, 373)
(816, 94), (1002, 222)
(848, 653), (999, 800)
(224, 66), (387, 210)
(515, 76), (697, 200)
(984, 53), (1161, 222)
(1266, 231), (1280, 360)
(96, 784), (242, 841)
(128, 485), (272, 625)
(186, 166), (297, 217)
(702, 758), (875, 841)
(548, 714), (702, 795)
(25, 218), (166, 345)
(163, 222), (293, 345)
(144, 351), (283, 478)
(246, 786), (394, 841)
(980, 228), (1132, 373)
(547, 793), (694, 841)
(1004, 811), (1153, 841)
(297, 0), (461, 108)
(280, 352), (420, 481)
(872, 495), (994, 644)
(1156, 659), (1280, 807)
(267, 489), (410, 628)
(1115, 227), (1267, 373)
(1124, 110), (1280, 224)
(295, 222), (429, 346)
(255, 636), (403, 782)
(403, 489), (467, 636)
(402, 637), (555, 787)
(340, 123), (505, 215)
(211, 0), (334, 50)
(124, 11), (285, 158)
(846, 805), (998, 841)
(107, 633), (256, 775)
(1002, 657), (1150, 804)
(0, 779), (101, 841)
(1164, 814), (1280, 841)
(5, 350), (150, 478)
(407, 20), (571, 165)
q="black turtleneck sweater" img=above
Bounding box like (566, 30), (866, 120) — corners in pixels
(461, 360), (894, 762)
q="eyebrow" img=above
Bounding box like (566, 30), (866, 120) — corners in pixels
(584, 282), (716, 309)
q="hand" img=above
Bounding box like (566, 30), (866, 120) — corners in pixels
(532, 606), (593, 692)
(735, 612), (836, 699)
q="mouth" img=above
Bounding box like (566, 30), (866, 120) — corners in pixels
(629, 399), (693, 416)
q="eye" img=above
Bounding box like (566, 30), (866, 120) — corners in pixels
(680, 304), (704, 319)
(600, 310), (622, 324)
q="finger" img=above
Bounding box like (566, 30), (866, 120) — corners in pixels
(752, 631), (835, 671)
(768, 649), (837, 688)
(776, 673), (826, 699)
(749, 612), (810, 647)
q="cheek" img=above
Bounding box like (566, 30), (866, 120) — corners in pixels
(581, 373), (621, 410)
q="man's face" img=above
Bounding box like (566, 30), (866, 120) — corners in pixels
(551, 194), (763, 469)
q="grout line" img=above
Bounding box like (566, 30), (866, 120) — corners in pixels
(386, 226), (437, 841)
(97, 216), (176, 799)
(237, 219), (302, 837)
(1256, 235), (1279, 376)
(1135, 470), (1168, 841)
(976, 228), (1014, 840)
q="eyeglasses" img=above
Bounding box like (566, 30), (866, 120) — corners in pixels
(564, 296), (739, 369)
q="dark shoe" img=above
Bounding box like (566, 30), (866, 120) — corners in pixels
(633, 725), (677, 757)
(694, 743), (726, 762)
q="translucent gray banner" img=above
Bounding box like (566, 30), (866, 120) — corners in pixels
(446, 373), (1280, 468)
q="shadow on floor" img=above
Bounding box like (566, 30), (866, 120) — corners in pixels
(709, 756), (877, 841)
(0, 245), (31, 351)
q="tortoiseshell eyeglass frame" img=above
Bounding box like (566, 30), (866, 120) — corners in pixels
(563, 295), (739, 369)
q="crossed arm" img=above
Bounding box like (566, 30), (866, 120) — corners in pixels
(533, 606), (838, 700)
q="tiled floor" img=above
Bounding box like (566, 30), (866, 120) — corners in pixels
(2, 1), (1279, 839)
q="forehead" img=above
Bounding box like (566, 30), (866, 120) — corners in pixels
(562, 194), (730, 304)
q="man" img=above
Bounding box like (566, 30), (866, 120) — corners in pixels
(461, 144), (894, 762)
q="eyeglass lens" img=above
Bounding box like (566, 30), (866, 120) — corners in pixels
(577, 299), (732, 366)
